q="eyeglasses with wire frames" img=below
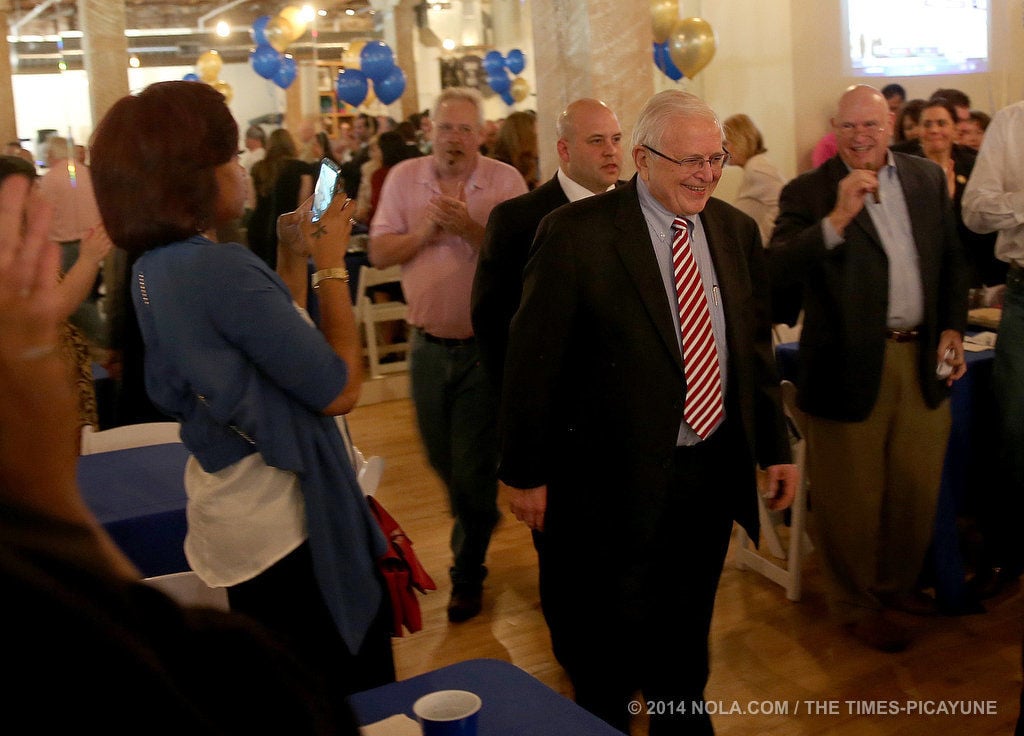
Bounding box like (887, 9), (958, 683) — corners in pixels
(641, 144), (730, 174)
(835, 121), (885, 137)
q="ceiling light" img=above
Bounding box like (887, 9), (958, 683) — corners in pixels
(215, 20), (230, 38)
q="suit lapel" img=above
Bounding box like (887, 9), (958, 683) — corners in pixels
(611, 180), (685, 372)
(824, 157), (883, 249)
(536, 175), (568, 211)
(893, 154), (930, 267)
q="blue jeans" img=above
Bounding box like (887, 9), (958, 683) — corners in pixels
(990, 266), (1024, 571)
(409, 329), (500, 587)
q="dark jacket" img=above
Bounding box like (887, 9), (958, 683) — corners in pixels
(768, 153), (969, 421)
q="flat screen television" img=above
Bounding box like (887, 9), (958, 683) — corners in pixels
(844, 0), (989, 77)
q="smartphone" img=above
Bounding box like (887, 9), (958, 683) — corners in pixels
(311, 157), (341, 223)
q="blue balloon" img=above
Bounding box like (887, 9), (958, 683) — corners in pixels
(251, 15), (271, 46)
(500, 90), (515, 106)
(482, 50), (505, 75)
(652, 41), (684, 81)
(360, 40), (396, 83)
(251, 44), (282, 80)
(505, 48), (526, 75)
(182, 72), (200, 82)
(375, 66), (406, 105)
(487, 71), (511, 95)
(274, 55), (297, 89)
(336, 68), (369, 107)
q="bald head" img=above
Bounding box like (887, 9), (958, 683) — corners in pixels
(557, 98), (623, 194)
(832, 84), (892, 171)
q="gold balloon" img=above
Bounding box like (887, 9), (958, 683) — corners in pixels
(264, 15), (294, 53)
(211, 80), (233, 104)
(344, 40), (366, 69)
(278, 6), (308, 42)
(196, 49), (222, 83)
(651, 0), (678, 45)
(510, 77), (530, 103)
(667, 17), (717, 78)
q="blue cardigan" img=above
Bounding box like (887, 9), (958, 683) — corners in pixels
(132, 235), (386, 654)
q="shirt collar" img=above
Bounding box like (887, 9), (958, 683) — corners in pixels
(637, 175), (695, 234)
(557, 167), (615, 203)
(841, 149), (897, 174)
(417, 155), (485, 193)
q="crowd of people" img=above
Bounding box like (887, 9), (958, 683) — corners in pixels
(3, 74), (1022, 734)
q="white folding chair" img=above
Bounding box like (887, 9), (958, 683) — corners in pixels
(80, 421), (182, 455)
(355, 264), (409, 378)
(735, 380), (814, 601)
(335, 416), (385, 496)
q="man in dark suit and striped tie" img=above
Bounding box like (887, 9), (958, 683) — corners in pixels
(496, 90), (797, 734)
(472, 98), (624, 390)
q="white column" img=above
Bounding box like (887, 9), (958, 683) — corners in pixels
(79, 0), (130, 126)
(530, 0), (652, 179)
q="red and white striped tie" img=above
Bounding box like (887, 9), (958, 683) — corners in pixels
(672, 216), (723, 439)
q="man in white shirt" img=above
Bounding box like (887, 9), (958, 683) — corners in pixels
(471, 98), (624, 389)
(961, 99), (1024, 597)
(239, 125), (267, 221)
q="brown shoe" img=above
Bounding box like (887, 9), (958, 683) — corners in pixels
(880, 591), (938, 616)
(447, 584), (483, 623)
(844, 613), (910, 653)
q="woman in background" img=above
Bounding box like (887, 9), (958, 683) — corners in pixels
(918, 97), (1005, 288)
(892, 98), (926, 151)
(90, 81), (394, 715)
(723, 113), (786, 245)
(313, 130), (342, 167)
(490, 110), (539, 190)
(248, 128), (313, 268)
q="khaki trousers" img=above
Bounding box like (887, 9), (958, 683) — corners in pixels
(806, 340), (951, 622)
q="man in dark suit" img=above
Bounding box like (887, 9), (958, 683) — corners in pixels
(472, 98), (623, 390)
(497, 90), (797, 734)
(768, 85), (969, 652)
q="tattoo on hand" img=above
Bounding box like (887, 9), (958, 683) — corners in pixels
(312, 223), (326, 239)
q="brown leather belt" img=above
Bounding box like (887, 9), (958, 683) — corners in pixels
(885, 328), (919, 342)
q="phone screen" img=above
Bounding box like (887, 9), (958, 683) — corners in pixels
(311, 158), (341, 222)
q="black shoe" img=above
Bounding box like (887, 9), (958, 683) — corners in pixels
(447, 584), (483, 623)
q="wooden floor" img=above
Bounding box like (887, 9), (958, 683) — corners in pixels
(346, 394), (1024, 736)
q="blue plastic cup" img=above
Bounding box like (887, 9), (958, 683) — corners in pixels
(412, 690), (481, 736)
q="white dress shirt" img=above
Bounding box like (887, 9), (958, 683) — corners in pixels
(962, 100), (1024, 268)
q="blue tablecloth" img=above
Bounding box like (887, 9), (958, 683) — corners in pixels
(78, 443), (190, 577)
(348, 658), (623, 735)
(775, 341), (997, 608)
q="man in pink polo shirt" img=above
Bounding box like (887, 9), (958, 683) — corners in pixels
(37, 135), (107, 350)
(369, 88), (527, 622)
